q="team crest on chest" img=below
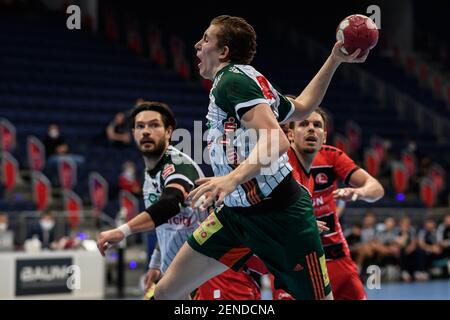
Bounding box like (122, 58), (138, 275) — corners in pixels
(315, 173), (329, 185)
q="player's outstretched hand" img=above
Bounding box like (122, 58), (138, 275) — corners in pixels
(332, 188), (362, 202)
(144, 268), (161, 292)
(189, 175), (239, 210)
(317, 220), (330, 233)
(331, 41), (369, 63)
(96, 229), (125, 256)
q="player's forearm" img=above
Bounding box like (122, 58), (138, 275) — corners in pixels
(229, 128), (290, 185)
(126, 212), (156, 234)
(291, 56), (341, 120)
(356, 177), (384, 203)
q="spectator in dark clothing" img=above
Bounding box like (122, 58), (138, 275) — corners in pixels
(345, 222), (363, 264)
(437, 214), (450, 276)
(418, 218), (442, 275)
(395, 216), (427, 281)
(26, 212), (57, 249)
(106, 112), (131, 147)
(437, 214), (450, 258)
(43, 124), (68, 157)
(373, 217), (400, 266)
(43, 124), (84, 166)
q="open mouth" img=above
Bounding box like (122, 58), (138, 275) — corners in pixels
(305, 136), (317, 142)
(141, 139), (154, 146)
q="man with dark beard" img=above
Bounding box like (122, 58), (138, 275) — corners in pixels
(97, 101), (264, 300)
(97, 101), (207, 296)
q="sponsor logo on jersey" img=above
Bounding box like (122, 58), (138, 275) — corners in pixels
(147, 192), (159, 204)
(224, 117), (237, 133)
(315, 173), (328, 185)
(312, 196), (324, 207)
(193, 212), (223, 245)
(162, 164), (175, 179)
(167, 215), (192, 227)
(256, 76), (275, 100)
(319, 254), (330, 287)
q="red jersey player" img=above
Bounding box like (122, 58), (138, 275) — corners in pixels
(284, 107), (384, 300)
(194, 264), (261, 300)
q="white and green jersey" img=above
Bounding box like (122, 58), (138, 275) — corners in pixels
(206, 64), (295, 208)
(143, 146), (206, 273)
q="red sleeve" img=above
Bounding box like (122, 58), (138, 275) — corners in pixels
(329, 148), (359, 185)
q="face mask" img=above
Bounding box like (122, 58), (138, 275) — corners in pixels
(123, 168), (135, 180)
(49, 129), (59, 139)
(0, 223), (7, 231)
(40, 220), (55, 231)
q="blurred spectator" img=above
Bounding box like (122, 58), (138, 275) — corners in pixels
(395, 216), (426, 281)
(345, 222), (362, 267)
(106, 112), (131, 147)
(135, 98), (145, 106)
(118, 161), (141, 196)
(437, 214), (450, 262)
(43, 124), (68, 157)
(43, 124), (85, 165)
(335, 199), (346, 218)
(418, 218), (442, 275)
(26, 211), (57, 249)
(0, 213), (14, 251)
(0, 213), (8, 232)
(360, 211), (378, 243)
(373, 217), (401, 265)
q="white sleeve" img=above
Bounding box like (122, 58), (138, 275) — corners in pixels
(148, 247), (161, 270)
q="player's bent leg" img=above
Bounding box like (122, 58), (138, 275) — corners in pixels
(327, 257), (367, 300)
(154, 242), (228, 300)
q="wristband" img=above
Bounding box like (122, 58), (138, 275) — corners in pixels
(118, 223), (132, 237)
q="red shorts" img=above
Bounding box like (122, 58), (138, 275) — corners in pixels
(327, 256), (367, 300)
(269, 274), (294, 300)
(270, 256), (366, 300)
(195, 268), (260, 300)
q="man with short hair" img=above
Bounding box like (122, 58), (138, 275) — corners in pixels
(285, 108), (384, 299)
(98, 101), (262, 300)
(100, 14), (369, 300)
